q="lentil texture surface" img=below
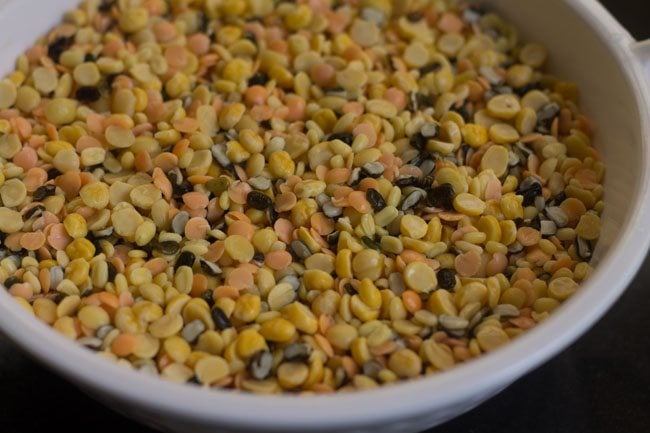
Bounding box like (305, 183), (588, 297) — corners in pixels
(0, 0), (604, 394)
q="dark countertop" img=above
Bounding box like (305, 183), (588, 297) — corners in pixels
(1, 1), (649, 432)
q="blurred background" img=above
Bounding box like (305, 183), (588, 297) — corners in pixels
(1, 1), (648, 432)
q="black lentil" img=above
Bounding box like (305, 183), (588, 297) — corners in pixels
(252, 252), (265, 264)
(409, 132), (427, 151)
(283, 343), (312, 362)
(106, 261), (117, 283)
(103, 73), (119, 89)
(249, 350), (273, 380)
(366, 188), (386, 212)
(419, 62), (443, 76)
(75, 86), (102, 103)
(395, 176), (420, 188)
(406, 11), (424, 22)
(156, 240), (181, 255)
(426, 183), (455, 210)
(47, 35), (74, 63)
(3, 276), (21, 288)
(199, 259), (222, 276)
(517, 181), (543, 207)
(419, 175), (435, 190)
(327, 231), (340, 246)
(98, 0), (115, 13)
(437, 269), (456, 290)
(328, 131), (354, 145)
(200, 289), (214, 307)
(211, 307), (232, 330)
(362, 236), (381, 251)
(32, 184), (57, 201)
(172, 181), (194, 198)
(246, 191), (273, 210)
(47, 168), (62, 180)
(248, 71), (269, 86)
(24, 204), (46, 220)
(175, 251), (196, 270)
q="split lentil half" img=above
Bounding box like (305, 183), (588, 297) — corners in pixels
(0, 0), (604, 394)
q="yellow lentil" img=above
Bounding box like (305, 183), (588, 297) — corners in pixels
(224, 235), (254, 263)
(195, 356), (230, 385)
(44, 98), (77, 125)
(388, 349), (422, 378)
(0, 79), (17, 109)
(259, 317), (296, 343)
(403, 262), (437, 294)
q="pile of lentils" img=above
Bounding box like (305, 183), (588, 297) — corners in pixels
(0, 0), (604, 393)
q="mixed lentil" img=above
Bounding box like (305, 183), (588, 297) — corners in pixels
(0, 0), (604, 394)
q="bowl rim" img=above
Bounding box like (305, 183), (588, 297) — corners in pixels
(1, 0), (650, 430)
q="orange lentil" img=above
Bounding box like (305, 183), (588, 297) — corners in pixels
(245, 85), (268, 106)
(228, 220), (255, 240)
(225, 268), (254, 290)
(111, 333), (138, 357)
(46, 223), (72, 251)
(274, 218), (294, 244)
(183, 191), (209, 210)
(314, 333), (335, 358)
(510, 316), (536, 330)
(39, 268), (51, 293)
(12, 117), (33, 139)
(383, 87), (407, 111)
(9, 283), (34, 299)
(353, 123), (377, 148)
(342, 101), (365, 116)
(226, 211), (251, 223)
(185, 217), (210, 240)
(134, 150), (153, 173)
(23, 167), (48, 192)
(119, 292), (134, 308)
(228, 181), (252, 205)
(402, 290), (423, 314)
(187, 33), (210, 55)
(173, 117), (200, 134)
(204, 241), (225, 262)
(265, 250), (293, 270)
(512, 267), (537, 282)
(152, 167), (173, 200)
(13, 146), (38, 170)
(454, 250), (482, 277)
(517, 227), (542, 246)
(310, 212), (335, 235)
(172, 139), (190, 157)
(55, 171), (81, 199)
(486, 253), (508, 276)
(285, 96), (306, 122)
(153, 152), (178, 171)
(191, 274), (209, 297)
(213, 286), (240, 300)
(347, 191), (371, 213)
(20, 232), (46, 251)
(144, 257), (169, 276)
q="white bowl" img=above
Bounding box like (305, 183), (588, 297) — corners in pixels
(1, 0), (650, 432)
